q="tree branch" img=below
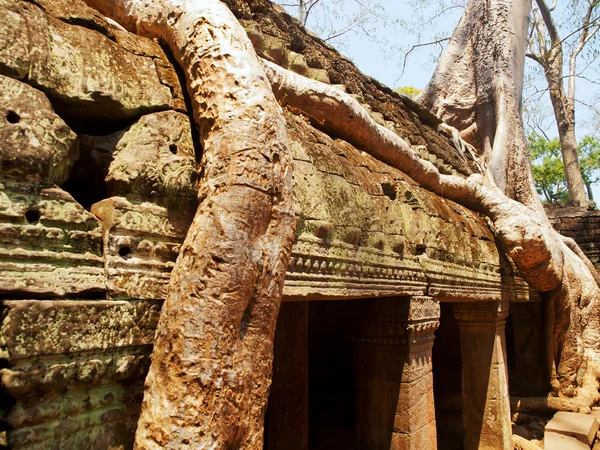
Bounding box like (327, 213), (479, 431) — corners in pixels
(399, 37), (451, 77)
(568, 0), (599, 100)
(535, 0), (560, 43)
(526, 52), (544, 65)
(323, 11), (370, 41)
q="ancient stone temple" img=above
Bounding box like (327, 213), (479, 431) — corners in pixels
(0, 0), (558, 449)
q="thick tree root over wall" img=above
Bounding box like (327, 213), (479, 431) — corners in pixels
(83, 0), (295, 448)
(83, 0), (600, 447)
(262, 60), (600, 401)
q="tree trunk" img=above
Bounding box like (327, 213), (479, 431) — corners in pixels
(416, 0), (600, 396)
(544, 47), (588, 205)
(416, 0), (537, 210)
(83, 0), (295, 448)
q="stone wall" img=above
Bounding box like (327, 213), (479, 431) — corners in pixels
(546, 206), (600, 271)
(0, 0), (534, 448)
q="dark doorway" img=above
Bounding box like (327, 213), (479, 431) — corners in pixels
(432, 302), (463, 450)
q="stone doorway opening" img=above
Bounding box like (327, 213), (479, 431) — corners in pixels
(264, 300), (357, 450)
(265, 296), (439, 450)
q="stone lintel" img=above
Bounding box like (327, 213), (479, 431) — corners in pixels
(1, 299), (161, 362)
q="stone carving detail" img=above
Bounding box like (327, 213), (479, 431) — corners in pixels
(284, 234), (507, 301)
(453, 301), (510, 327)
(92, 197), (193, 300)
(0, 182), (104, 297)
(350, 296), (440, 352)
(1, 299), (161, 449)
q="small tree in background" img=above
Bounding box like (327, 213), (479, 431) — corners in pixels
(529, 134), (600, 203)
(394, 86), (421, 99)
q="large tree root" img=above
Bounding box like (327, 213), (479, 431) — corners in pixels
(83, 0), (295, 448)
(262, 59), (600, 397)
(511, 362), (600, 413)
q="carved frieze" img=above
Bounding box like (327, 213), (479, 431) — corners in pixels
(92, 197), (193, 300)
(0, 182), (104, 297)
(0, 299), (161, 449)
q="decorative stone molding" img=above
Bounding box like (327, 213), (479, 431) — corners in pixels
(0, 182), (104, 297)
(92, 197), (193, 300)
(453, 301), (510, 328)
(350, 296), (440, 352)
(283, 234), (513, 302)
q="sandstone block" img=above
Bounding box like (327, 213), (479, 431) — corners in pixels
(546, 411), (599, 445)
(545, 431), (590, 450)
(287, 51), (308, 76)
(0, 75), (78, 185)
(1, 299), (161, 362)
(0, 183), (104, 298)
(307, 67), (331, 84)
(92, 197), (194, 300)
(0, 0), (176, 120)
(105, 111), (198, 203)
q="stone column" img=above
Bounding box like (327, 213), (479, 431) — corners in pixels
(454, 301), (512, 450)
(265, 302), (309, 450)
(352, 296), (440, 450)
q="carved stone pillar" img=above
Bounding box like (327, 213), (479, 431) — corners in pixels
(453, 301), (512, 450)
(352, 296), (440, 450)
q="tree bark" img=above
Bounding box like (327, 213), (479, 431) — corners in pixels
(416, 0), (537, 209)
(529, 0), (589, 205)
(407, 0), (600, 395)
(83, 0), (296, 448)
(541, 46), (588, 206)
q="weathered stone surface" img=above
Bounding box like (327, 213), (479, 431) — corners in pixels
(226, 0), (479, 176)
(26, 0), (116, 39)
(545, 431), (590, 450)
(351, 297), (439, 450)
(1, 300), (160, 362)
(240, 19), (331, 83)
(546, 206), (600, 272)
(0, 183), (103, 298)
(0, 0), (177, 120)
(106, 111), (198, 204)
(0, 299), (160, 450)
(454, 301), (513, 450)
(546, 411), (599, 446)
(0, 75), (78, 185)
(67, 110), (197, 208)
(283, 114), (512, 302)
(92, 197), (194, 300)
